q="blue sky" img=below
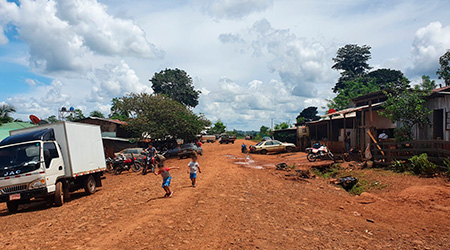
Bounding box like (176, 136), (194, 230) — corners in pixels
(1, 0), (450, 130)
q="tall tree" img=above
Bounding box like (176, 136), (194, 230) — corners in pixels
(90, 110), (105, 118)
(367, 68), (405, 89)
(332, 44), (372, 93)
(111, 93), (208, 140)
(437, 50), (450, 86)
(420, 75), (436, 91)
(0, 104), (16, 124)
(296, 106), (320, 124)
(210, 120), (226, 134)
(259, 125), (270, 136)
(328, 77), (381, 110)
(150, 68), (201, 108)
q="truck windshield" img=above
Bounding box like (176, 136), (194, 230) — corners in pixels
(0, 142), (41, 177)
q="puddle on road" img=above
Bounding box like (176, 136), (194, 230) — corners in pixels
(224, 155), (264, 169)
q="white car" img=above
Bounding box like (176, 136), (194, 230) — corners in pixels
(251, 140), (296, 154)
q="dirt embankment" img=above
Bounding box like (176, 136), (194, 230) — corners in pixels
(0, 139), (449, 249)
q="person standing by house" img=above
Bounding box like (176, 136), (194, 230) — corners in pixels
(344, 132), (351, 152)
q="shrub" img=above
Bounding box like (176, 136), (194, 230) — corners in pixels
(409, 153), (438, 177)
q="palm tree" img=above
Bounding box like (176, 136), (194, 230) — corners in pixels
(0, 104), (16, 124)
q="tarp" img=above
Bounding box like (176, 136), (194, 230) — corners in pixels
(0, 122), (36, 141)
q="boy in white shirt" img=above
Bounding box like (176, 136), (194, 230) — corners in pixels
(187, 155), (201, 187)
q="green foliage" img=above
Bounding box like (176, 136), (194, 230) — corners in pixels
(47, 115), (59, 123)
(443, 159), (450, 180)
(66, 109), (85, 122)
(348, 180), (387, 196)
(437, 50), (450, 86)
(379, 85), (432, 141)
(391, 160), (408, 173)
(150, 68), (200, 108)
(332, 44), (372, 93)
(367, 68), (405, 90)
(296, 106), (320, 124)
(327, 77), (380, 110)
(312, 163), (341, 178)
(111, 93), (208, 140)
(409, 153), (438, 177)
(259, 125), (270, 136)
(0, 104), (16, 124)
(210, 120), (226, 134)
(274, 122), (290, 130)
(420, 75), (436, 91)
(110, 97), (130, 121)
(89, 110), (105, 118)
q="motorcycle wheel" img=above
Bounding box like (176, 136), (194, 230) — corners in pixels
(307, 153), (317, 162)
(106, 163), (113, 173)
(114, 167), (123, 175)
(142, 165), (148, 175)
(132, 163), (142, 172)
(328, 152), (334, 161)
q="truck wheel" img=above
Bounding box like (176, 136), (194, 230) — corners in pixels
(63, 185), (71, 202)
(6, 200), (19, 213)
(231, 141), (234, 144)
(84, 175), (96, 195)
(261, 149), (268, 155)
(54, 181), (64, 207)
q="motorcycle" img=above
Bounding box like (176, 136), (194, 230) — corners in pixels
(141, 151), (167, 175)
(112, 154), (142, 175)
(306, 144), (334, 162)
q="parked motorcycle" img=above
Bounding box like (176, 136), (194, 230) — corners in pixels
(306, 144), (334, 162)
(141, 151), (167, 175)
(112, 154), (142, 175)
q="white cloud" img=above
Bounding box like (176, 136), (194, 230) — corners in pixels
(25, 78), (36, 87)
(0, 0), (163, 74)
(87, 60), (152, 103)
(409, 22), (450, 76)
(202, 0), (273, 19)
(219, 19), (335, 97)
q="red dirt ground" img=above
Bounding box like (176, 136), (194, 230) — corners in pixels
(0, 139), (449, 249)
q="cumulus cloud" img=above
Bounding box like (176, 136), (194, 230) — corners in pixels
(219, 19), (334, 97)
(203, 0), (273, 19)
(87, 60), (152, 103)
(409, 22), (450, 76)
(0, 0), (163, 74)
(7, 79), (71, 118)
(197, 77), (326, 129)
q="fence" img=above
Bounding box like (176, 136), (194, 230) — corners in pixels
(370, 140), (450, 163)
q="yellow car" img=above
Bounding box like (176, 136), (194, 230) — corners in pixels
(251, 140), (296, 154)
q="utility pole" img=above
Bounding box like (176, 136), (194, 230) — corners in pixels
(271, 118), (273, 130)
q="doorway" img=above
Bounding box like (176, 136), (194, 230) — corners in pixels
(433, 109), (444, 139)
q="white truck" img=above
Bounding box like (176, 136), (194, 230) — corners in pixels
(0, 122), (106, 213)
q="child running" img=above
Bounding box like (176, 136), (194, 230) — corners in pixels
(155, 163), (179, 198)
(188, 155), (201, 187)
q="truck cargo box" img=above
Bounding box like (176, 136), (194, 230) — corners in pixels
(9, 122), (106, 177)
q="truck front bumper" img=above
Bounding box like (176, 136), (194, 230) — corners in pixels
(0, 188), (48, 203)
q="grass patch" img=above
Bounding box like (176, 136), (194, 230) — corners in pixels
(348, 180), (388, 195)
(312, 163), (341, 178)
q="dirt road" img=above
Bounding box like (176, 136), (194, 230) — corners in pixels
(1, 140), (449, 249)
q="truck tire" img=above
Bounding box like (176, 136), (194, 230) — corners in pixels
(6, 200), (19, 213)
(84, 175), (96, 195)
(63, 185), (71, 202)
(54, 181), (64, 207)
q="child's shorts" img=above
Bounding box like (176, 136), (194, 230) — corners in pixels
(189, 173), (197, 179)
(162, 176), (171, 187)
